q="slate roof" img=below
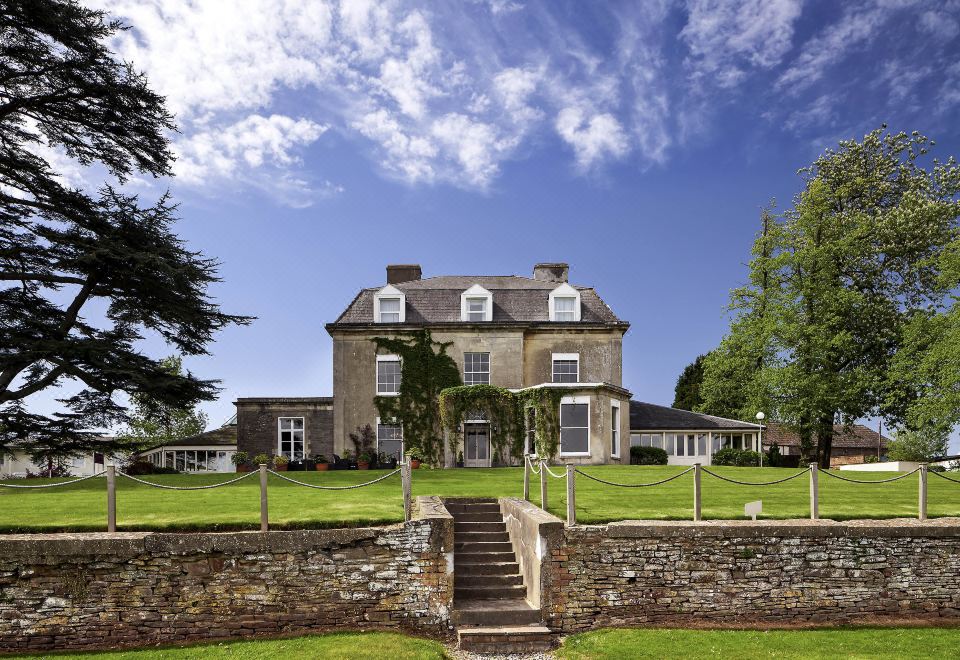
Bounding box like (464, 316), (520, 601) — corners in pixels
(629, 401), (761, 431)
(328, 275), (627, 328)
(764, 422), (889, 449)
(141, 424), (237, 452)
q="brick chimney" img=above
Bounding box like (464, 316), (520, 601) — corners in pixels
(532, 263), (569, 283)
(386, 264), (422, 284)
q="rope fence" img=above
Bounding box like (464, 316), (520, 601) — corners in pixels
(521, 458), (956, 527)
(1, 463), (414, 532)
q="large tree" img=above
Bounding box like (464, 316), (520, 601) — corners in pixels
(702, 129), (959, 465)
(0, 1), (249, 457)
(672, 354), (706, 411)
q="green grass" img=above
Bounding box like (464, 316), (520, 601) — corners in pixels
(2, 465), (958, 533)
(556, 626), (960, 659)
(12, 631), (447, 659)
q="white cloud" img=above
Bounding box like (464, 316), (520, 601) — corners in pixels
(555, 107), (629, 170)
(681, 0), (803, 88)
(784, 94), (835, 132)
(918, 9), (960, 40)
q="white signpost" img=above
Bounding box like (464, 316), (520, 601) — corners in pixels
(745, 500), (762, 521)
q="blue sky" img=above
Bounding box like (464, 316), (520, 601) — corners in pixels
(41, 1), (960, 445)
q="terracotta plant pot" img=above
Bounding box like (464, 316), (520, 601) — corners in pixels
(236, 465), (251, 473)
(315, 463), (329, 471)
(410, 459), (421, 470)
(274, 464), (288, 472)
(357, 461), (370, 470)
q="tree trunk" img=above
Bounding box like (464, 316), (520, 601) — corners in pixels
(816, 415), (834, 468)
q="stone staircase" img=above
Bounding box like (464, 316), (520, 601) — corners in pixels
(446, 498), (554, 654)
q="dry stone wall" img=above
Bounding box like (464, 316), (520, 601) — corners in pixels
(0, 497), (453, 653)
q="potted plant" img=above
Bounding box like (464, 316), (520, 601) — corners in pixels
(231, 451), (250, 472)
(272, 454), (289, 472)
(314, 454), (330, 471)
(357, 452), (371, 470)
(409, 454), (421, 470)
(253, 453), (270, 469)
(456, 451), (464, 468)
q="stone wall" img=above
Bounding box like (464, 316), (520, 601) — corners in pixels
(235, 398), (334, 460)
(540, 518), (960, 632)
(500, 497), (563, 608)
(0, 497), (453, 653)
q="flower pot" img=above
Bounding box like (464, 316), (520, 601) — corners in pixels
(456, 461), (464, 468)
(410, 459), (421, 470)
(274, 464), (288, 472)
(357, 461), (370, 470)
(236, 465), (251, 473)
(315, 463), (329, 471)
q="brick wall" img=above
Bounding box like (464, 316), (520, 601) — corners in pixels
(0, 497), (453, 653)
(541, 518), (960, 632)
(235, 399), (334, 460)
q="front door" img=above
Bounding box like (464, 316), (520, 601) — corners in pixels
(464, 425), (490, 468)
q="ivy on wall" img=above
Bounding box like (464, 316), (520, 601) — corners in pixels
(372, 330), (462, 466)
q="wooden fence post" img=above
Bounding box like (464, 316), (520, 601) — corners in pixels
(106, 464), (116, 533)
(809, 463), (819, 520)
(540, 460), (548, 511)
(693, 463), (702, 522)
(402, 462), (412, 522)
(523, 456), (530, 502)
(566, 464), (576, 527)
(259, 464), (269, 532)
(919, 464), (928, 521)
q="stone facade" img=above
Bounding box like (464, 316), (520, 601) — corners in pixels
(0, 497), (453, 653)
(542, 518), (960, 632)
(235, 397), (334, 460)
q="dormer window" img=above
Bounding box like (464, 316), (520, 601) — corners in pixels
(549, 283), (581, 322)
(460, 284), (493, 322)
(374, 285), (405, 323)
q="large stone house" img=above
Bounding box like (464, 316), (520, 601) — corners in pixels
(217, 263), (767, 468)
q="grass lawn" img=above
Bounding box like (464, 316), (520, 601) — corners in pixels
(13, 631), (447, 659)
(2, 465), (958, 533)
(556, 626), (960, 659)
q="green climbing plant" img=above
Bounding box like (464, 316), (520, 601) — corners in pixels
(372, 330), (462, 466)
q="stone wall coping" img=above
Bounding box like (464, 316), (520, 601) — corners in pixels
(602, 517), (960, 539)
(501, 497), (564, 529)
(0, 526), (401, 558)
(414, 495), (454, 521)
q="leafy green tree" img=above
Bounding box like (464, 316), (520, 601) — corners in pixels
(117, 356), (208, 450)
(0, 2), (250, 456)
(887, 428), (950, 462)
(702, 129), (959, 465)
(672, 354), (706, 411)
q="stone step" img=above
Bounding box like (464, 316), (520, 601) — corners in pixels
(447, 503), (501, 515)
(455, 551), (517, 564)
(453, 599), (541, 627)
(457, 626), (555, 654)
(454, 521), (506, 533)
(455, 584), (528, 600)
(456, 561), (520, 576)
(455, 531), (510, 543)
(452, 512), (503, 523)
(455, 541), (513, 554)
(455, 573), (524, 588)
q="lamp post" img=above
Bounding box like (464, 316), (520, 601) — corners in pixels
(756, 412), (766, 468)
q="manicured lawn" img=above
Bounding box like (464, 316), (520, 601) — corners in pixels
(13, 631), (447, 659)
(556, 626), (960, 659)
(2, 465), (958, 533)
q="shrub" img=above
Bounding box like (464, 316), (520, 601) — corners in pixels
(231, 451), (249, 466)
(252, 453), (270, 466)
(766, 442), (782, 467)
(864, 454), (879, 463)
(123, 461), (178, 475)
(712, 448), (762, 467)
(630, 445), (668, 465)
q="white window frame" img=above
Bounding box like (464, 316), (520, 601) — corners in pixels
(463, 351), (491, 385)
(460, 284), (493, 322)
(278, 417), (305, 460)
(376, 354), (402, 396)
(374, 284), (406, 323)
(376, 416), (404, 458)
(611, 400), (621, 459)
(559, 395), (591, 457)
(552, 352), (580, 383)
(548, 283), (581, 322)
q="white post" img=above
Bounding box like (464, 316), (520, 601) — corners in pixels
(106, 464), (116, 533)
(566, 464), (576, 527)
(259, 464), (269, 532)
(693, 463), (702, 522)
(540, 459), (548, 511)
(402, 462), (412, 522)
(523, 456), (530, 502)
(919, 464), (928, 521)
(809, 462), (819, 520)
